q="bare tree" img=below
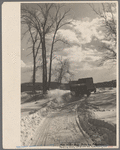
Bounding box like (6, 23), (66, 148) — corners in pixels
(21, 11), (41, 94)
(89, 3), (117, 65)
(47, 4), (71, 90)
(21, 4), (72, 93)
(53, 57), (73, 84)
(21, 4), (54, 94)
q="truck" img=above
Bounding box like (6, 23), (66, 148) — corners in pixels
(69, 77), (96, 97)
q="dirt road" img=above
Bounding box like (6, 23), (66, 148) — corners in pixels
(29, 101), (93, 147)
(21, 88), (116, 147)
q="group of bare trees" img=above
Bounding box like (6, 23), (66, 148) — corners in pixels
(89, 3), (117, 65)
(53, 57), (73, 84)
(21, 3), (72, 94)
(21, 3), (117, 94)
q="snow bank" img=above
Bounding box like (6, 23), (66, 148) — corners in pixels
(21, 89), (70, 146)
(77, 87), (117, 146)
(96, 87), (116, 93)
(21, 110), (43, 146)
(94, 110), (116, 124)
(77, 106), (116, 146)
(47, 89), (70, 98)
(21, 92), (29, 97)
(47, 89), (70, 105)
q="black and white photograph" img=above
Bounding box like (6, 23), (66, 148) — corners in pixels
(20, 2), (118, 148)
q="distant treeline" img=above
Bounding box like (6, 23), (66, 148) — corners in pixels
(94, 80), (116, 88)
(21, 82), (69, 92)
(21, 80), (116, 92)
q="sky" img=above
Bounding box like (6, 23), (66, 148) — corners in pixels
(21, 2), (117, 84)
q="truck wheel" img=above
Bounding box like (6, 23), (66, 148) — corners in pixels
(79, 94), (84, 98)
(87, 91), (91, 97)
(71, 91), (76, 96)
(75, 91), (79, 97)
(94, 88), (96, 93)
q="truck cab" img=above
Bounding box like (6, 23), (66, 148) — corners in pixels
(69, 77), (96, 97)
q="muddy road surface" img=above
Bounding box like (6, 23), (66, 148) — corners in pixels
(29, 99), (93, 146)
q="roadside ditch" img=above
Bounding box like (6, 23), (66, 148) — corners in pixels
(77, 101), (116, 146)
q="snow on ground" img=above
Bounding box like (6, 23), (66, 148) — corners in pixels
(46, 89), (71, 108)
(47, 89), (70, 101)
(21, 87), (117, 146)
(77, 87), (117, 145)
(21, 89), (71, 146)
(21, 110), (44, 146)
(94, 110), (116, 124)
(21, 98), (49, 117)
(88, 88), (116, 124)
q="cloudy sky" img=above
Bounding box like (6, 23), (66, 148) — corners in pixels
(21, 2), (117, 83)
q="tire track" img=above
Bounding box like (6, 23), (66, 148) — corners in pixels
(30, 97), (93, 147)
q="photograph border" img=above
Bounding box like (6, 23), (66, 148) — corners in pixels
(2, 1), (119, 149)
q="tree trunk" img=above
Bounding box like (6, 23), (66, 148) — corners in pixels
(59, 67), (63, 84)
(48, 49), (53, 90)
(42, 36), (47, 94)
(32, 56), (36, 94)
(48, 32), (56, 90)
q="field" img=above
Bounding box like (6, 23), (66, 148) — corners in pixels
(21, 87), (117, 147)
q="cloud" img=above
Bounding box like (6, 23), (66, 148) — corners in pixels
(50, 45), (103, 73)
(64, 46), (102, 62)
(53, 17), (105, 47)
(70, 17), (104, 44)
(50, 44), (105, 72)
(21, 60), (34, 77)
(73, 66), (116, 83)
(21, 60), (27, 68)
(21, 60), (33, 68)
(57, 29), (80, 45)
